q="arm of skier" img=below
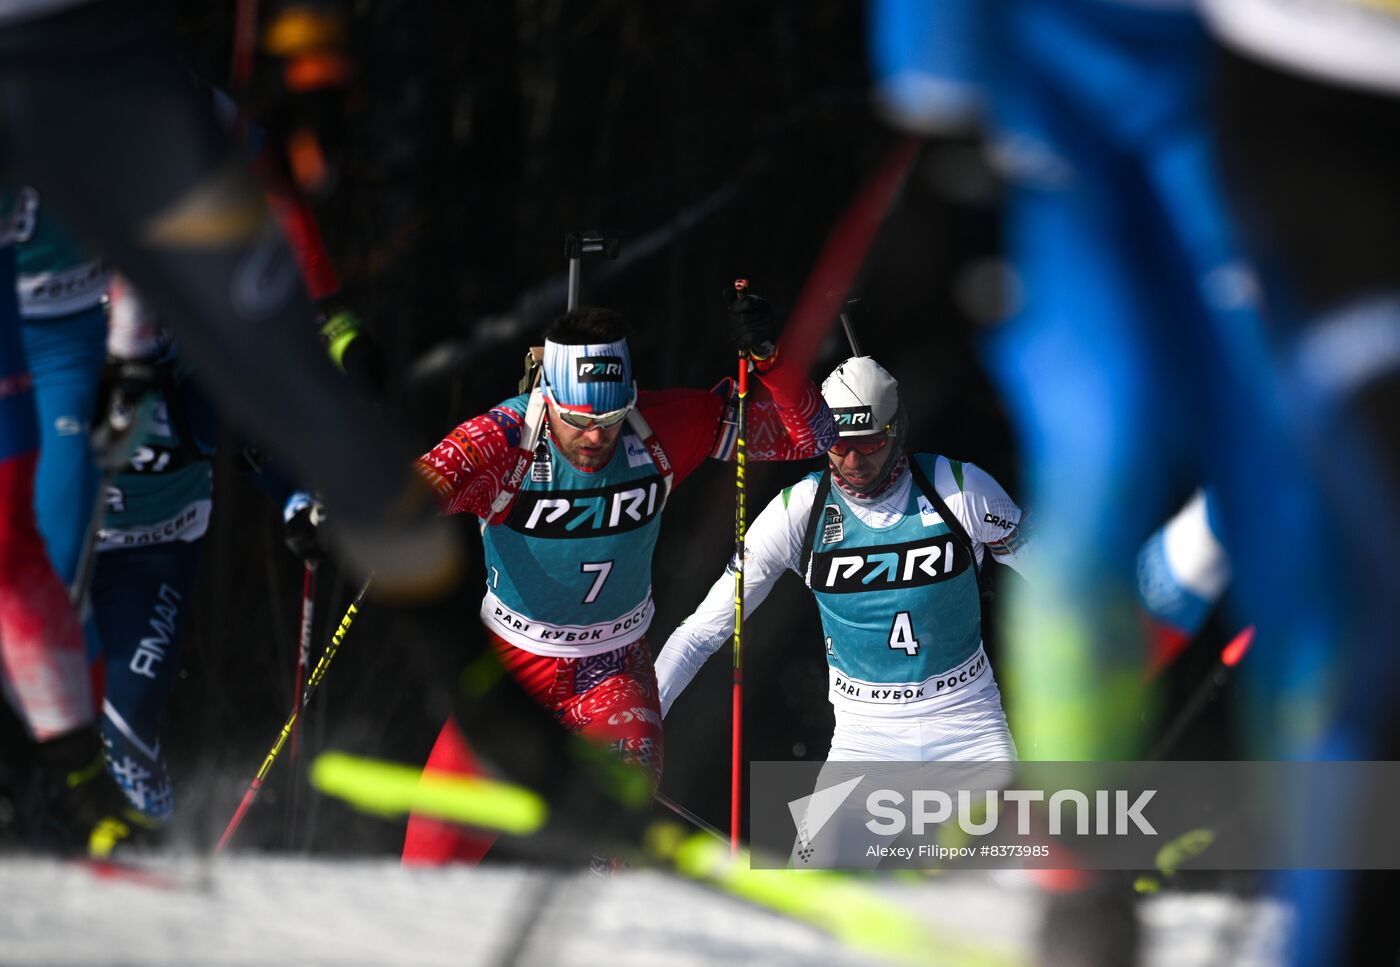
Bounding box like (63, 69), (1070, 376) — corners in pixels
(414, 396), (529, 518)
(946, 459), (1032, 576)
(630, 287), (836, 481)
(633, 366), (835, 490)
(708, 353), (837, 463)
(654, 479), (814, 716)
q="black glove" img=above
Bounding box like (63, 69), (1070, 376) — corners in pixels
(284, 492), (328, 565)
(33, 726), (160, 856)
(90, 355), (161, 471)
(725, 286), (778, 361)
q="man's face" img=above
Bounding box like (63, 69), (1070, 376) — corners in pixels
(548, 405), (626, 469)
(827, 433), (889, 491)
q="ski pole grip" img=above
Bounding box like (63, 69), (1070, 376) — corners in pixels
(732, 278), (750, 358)
(564, 232), (620, 259)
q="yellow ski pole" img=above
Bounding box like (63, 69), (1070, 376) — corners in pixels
(215, 575), (372, 852)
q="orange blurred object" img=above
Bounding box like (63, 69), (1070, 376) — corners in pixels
(262, 5), (347, 58)
(286, 127), (329, 195)
(284, 51), (353, 93)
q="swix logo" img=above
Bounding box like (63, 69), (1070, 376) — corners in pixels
(831, 406), (873, 429)
(644, 436), (671, 474)
(983, 512), (1013, 531)
(810, 536), (969, 594)
(576, 356), (625, 382)
(503, 451), (530, 491)
(508, 475), (664, 538)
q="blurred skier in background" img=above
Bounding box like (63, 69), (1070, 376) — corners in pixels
(868, 0), (1400, 962)
(1202, 4), (1400, 963)
(0, 0), (674, 859)
(1135, 488), (1230, 677)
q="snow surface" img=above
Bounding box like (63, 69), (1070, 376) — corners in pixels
(0, 856), (1287, 966)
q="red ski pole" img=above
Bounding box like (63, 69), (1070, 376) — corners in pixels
(731, 278), (750, 856)
(216, 576), (370, 853)
(289, 563), (317, 763)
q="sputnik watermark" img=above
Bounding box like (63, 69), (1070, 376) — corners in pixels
(788, 780), (1156, 865)
(756, 760), (1400, 870)
(863, 788), (1157, 836)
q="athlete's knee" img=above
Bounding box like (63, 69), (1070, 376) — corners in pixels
(616, 735), (663, 788)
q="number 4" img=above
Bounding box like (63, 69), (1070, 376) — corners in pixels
(581, 561), (614, 604)
(888, 612), (919, 656)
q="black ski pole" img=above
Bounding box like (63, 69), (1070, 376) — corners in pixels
(839, 299), (863, 356)
(656, 792), (726, 843)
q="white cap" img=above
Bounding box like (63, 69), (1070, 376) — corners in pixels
(821, 356), (900, 437)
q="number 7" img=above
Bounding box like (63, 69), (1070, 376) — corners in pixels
(581, 560), (613, 604)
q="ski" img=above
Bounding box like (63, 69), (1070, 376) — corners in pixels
(309, 750), (1024, 967)
(73, 855), (203, 893)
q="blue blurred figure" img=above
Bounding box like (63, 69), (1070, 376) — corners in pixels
(870, 0), (1398, 962)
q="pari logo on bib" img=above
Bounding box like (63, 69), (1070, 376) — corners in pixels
(543, 337), (637, 421)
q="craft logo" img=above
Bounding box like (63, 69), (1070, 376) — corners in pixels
(832, 406), (873, 430)
(576, 356), (625, 382)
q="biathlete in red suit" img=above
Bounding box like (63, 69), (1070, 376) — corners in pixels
(403, 296), (836, 864)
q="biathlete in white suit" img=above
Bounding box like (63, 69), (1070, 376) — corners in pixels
(656, 355), (1031, 763)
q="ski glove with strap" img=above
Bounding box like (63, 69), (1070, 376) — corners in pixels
(725, 287), (779, 364)
(90, 355), (161, 472)
(284, 491), (328, 565)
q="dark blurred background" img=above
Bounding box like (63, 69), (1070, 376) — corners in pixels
(152, 0), (1230, 855)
